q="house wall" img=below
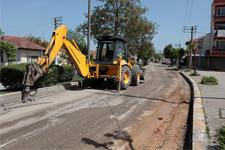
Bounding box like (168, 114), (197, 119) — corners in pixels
(1, 48), (44, 65)
(16, 49), (44, 63)
(200, 33), (211, 56)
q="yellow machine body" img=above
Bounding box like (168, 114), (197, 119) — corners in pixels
(22, 25), (142, 103)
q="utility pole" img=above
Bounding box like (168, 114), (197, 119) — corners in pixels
(183, 26), (197, 70)
(54, 16), (63, 29)
(87, 0), (91, 62)
(53, 17), (63, 65)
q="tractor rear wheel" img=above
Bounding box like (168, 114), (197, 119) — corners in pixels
(121, 66), (131, 90)
(132, 73), (140, 86)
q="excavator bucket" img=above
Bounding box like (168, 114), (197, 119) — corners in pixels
(21, 64), (44, 103)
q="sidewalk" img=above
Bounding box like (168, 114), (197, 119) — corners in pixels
(191, 70), (225, 149)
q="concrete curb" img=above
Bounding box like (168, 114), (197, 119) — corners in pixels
(0, 82), (78, 105)
(180, 72), (208, 150)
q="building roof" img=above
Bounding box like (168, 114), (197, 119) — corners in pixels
(0, 35), (45, 51)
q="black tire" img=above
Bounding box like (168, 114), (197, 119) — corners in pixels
(121, 66), (131, 90)
(140, 68), (146, 80)
(132, 73), (140, 86)
(140, 75), (145, 80)
(79, 79), (89, 88)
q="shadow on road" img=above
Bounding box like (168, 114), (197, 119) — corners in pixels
(63, 80), (144, 93)
(81, 138), (113, 150)
(81, 129), (135, 150)
(104, 130), (135, 150)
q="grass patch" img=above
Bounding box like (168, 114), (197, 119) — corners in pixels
(201, 76), (218, 85)
(217, 126), (225, 150)
(184, 69), (191, 72)
(190, 72), (200, 76)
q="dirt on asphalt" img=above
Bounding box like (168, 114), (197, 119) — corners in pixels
(114, 65), (191, 150)
(0, 64), (191, 150)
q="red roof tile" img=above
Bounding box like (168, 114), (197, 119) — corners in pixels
(0, 35), (45, 51)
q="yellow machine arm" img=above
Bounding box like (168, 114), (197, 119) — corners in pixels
(22, 25), (89, 102)
(38, 25), (89, 77)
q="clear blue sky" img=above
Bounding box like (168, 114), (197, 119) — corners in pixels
(0, 0), (212, 51)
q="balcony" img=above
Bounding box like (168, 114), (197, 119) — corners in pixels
(214, 30), (225, 37)
(212, 47), (225, 51)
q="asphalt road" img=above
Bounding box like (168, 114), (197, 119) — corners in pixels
(0, 64), (190, 150)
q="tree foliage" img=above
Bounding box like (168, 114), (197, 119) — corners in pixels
(0, 28), (4, 36)
(138, 42), (155, 64)
(154, 53), (163, 61)
(25, 35), (49, 48)
(0, 41), (17, 63)
(163, 44), (181, 65)
(78, 0), (156, 59)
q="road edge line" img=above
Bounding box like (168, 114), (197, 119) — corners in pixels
(180, 72), (208, 150)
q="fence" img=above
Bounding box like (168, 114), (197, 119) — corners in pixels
(196, 56), (225, 71)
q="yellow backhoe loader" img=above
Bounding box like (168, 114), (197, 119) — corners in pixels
(22, 25), (145, 103)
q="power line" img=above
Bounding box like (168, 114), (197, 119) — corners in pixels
(186, 0), (194, 25)
(183, 0), (194, 26)
(183, 0), (191, 25)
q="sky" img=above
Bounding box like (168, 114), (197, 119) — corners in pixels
(0, 0), (212, 52)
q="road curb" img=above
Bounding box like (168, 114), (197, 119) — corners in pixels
(0, 82), (78, 105)
(180, 72), (208, 150)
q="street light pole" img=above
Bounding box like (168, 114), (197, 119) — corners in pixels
(87, 0), (91, 62)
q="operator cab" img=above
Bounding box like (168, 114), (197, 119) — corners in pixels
(96, 36), (128, 64)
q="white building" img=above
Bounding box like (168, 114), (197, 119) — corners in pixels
(0, 35), (45, 65)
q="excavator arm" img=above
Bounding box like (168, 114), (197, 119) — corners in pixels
(22, 25), (89, 103)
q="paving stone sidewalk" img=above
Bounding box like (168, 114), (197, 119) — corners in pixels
(190, 70), (225, 149)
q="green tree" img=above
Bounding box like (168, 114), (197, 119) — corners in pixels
(25, 35), (48, 48)
(178, 48), (185, 65)
(163, 44), (173, 59)
(0, 41), (17, 63)
(0, 28), (4, 36)
(154, 53), (163, 62)
(78, 0), (156, 57)
(163, 44), (179, 65)
(138, 42), (155, 64)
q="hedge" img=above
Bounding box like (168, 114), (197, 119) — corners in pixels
(217, 126), (225, 150)
(0, 64), (74, 90)
(0, 63), (27, 90)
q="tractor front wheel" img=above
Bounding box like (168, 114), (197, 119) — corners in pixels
(121, 66), (131, 90)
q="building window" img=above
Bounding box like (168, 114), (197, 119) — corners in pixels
(216, 23), (225, 30)
(216, 7), (225, 16)
(214, 40), (225, 50)
(27, 56), (38, 63)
